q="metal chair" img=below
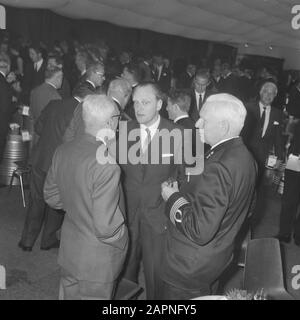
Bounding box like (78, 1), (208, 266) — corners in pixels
(243, 238), (294, 300)
(8, 161), (30, 208)
(114, 278), (144, 300)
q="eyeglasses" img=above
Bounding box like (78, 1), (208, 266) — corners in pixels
(96, 72), (105, 78)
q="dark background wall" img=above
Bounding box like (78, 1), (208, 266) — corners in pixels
(3, 5), (237, 67)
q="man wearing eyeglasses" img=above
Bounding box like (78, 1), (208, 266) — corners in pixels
(78, 62), (105, 93)
(44, 94), (128, 299)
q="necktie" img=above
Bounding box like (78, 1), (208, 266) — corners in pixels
(198, 94), (203, 112)
(260, 106), (266, 136)
(142, 128), (151, 153)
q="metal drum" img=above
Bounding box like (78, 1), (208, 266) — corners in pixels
(0, 133), (29, 186)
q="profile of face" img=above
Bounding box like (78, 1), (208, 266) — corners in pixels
(47, 57), (62, 69)
(29, 48), (41, 63)
(166, 98), (177, 121)
(92, 67), (105, 87)
(260, 84), (277, 106)
(194, 75), (210, 94)
(55, 70), (63, 89)
(197, 105), (223, 146)
(187, 64), (196, 76)
(120, 52), (130, 64)
(75, 53), (86, 72)
(108, 104), (121, 133)
(133, 85), (162, 126)
(121, 67), (133, 83)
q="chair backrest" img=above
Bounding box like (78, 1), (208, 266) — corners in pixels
(243, 238), (294, 300)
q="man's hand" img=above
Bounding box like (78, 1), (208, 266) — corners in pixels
(161, 181), (179, 202)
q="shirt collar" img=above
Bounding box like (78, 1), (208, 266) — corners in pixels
(140, 115), (160, 133)
(174, 114), (189, 123)
(211, 136), (239, 151)
(0, 70), (6, 78)
(35, 58), (43, 71)
(86, 79), (96, 88)
(259, 101), (271, 112)
(73, 96), (81, 103)
(45, 81), (57, 89)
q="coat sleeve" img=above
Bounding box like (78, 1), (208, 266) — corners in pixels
(166, 161), (232, 245)
(91, 163), (126, 244)
(44, 149), (64, 210)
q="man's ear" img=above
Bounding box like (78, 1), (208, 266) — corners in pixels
(157, 99), (163, 111)
(220, 119), (230, 135)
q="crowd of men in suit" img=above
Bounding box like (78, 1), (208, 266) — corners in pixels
(0, 35), (300, 300)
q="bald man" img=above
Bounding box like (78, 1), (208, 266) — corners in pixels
(159, 94), (257, 300)
(44, 94), (128, 299)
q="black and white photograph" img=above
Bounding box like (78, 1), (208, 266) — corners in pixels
(0, 0), (299, 304)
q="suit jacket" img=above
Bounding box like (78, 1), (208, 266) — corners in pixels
(32, 97), (80, 173)
(120, 117), (186, 234)
(162, 137), (257, 291)
(30, 82), (61, 124)
(152, 65), (172, 93)
(287, 85), (300, 119)
(177, 72), (194, 89)
(44, 134), (128, 282)
(242, 101), (284, 166)
(218, 73), (240, 98)
(0, 73), (13, 160)
(139, 61), (153, 82)
(189, 89), (213, 122)
(175, 116), (196, 160)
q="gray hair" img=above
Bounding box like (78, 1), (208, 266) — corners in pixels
(108, 78), (132, 98)
(82, 94), (116, 136)
(203, 93), (247, 135)
(260, 81), (278, 96)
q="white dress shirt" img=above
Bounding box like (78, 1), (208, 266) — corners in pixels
(35, 59), (43, 72)
(195, 90), (205, 111)
(259, 102), (271, 137)
(140, 115), (160, 151)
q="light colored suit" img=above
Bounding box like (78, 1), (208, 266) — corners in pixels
(44, 134), (128, 299)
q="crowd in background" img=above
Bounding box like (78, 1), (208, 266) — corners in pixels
(0, 31), (300, 300)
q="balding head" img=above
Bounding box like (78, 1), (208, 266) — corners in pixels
(107, 78), (132, 109)
(260, 81), (278, 106)
(197, 93), (246, 146)
(82, 94), (119, 138)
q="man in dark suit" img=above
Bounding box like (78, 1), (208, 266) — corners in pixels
(18, 84), (93, 252)
(176, 64), (196, 89)
(22, 45), (47, 104)
(218, 62), (240, 98)
(120, 82), (185, 299)
(0, 54), (13, 161)
(44, 94), (128, 299)
(189, 69), (215, 122)
(152, 53), (172, 93)
(242, 81), (284, 180)
(160, 93), (257, 299)
(30, 67), (63, 125)
(107, 78), (132, 121)
(166, 89), (196, 163)
(121, 62), (142, 120)
(77, 62), (106, 93)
